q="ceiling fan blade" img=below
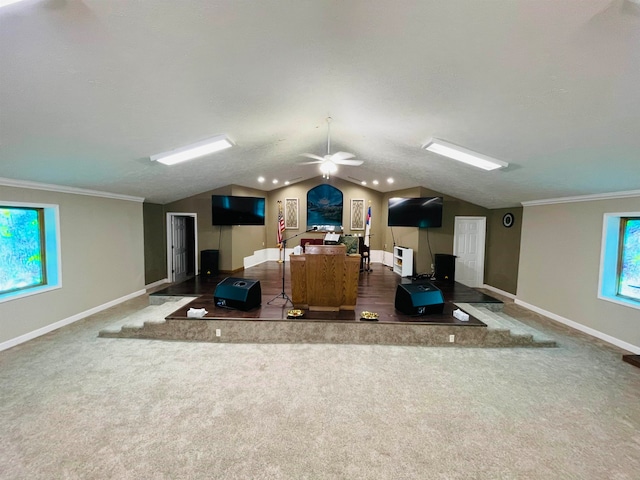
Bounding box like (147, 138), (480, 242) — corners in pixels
(334, 159), (364, 166)
(300, 153), (325, 162)
(330, 151), (355, 162)
(299, 160), (323, 165)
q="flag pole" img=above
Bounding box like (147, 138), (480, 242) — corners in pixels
(268, 199), (293, 306)
(277, 201), (285, 263)
(363, 201), (372, 272)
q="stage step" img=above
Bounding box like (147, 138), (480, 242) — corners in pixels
(100, 302), (556, 348)
(100, 297), (193, 334)
(454, 303), (557, 347)
(149, 294), (198, 306)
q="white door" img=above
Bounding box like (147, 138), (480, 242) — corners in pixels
(166, 213), (198, 284)
(172, 216), (188, 283)
(453, 216), (486, 288)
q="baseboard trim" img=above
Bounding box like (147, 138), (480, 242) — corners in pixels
(482, 284), (516, 300)
(145, 278), (169, 290)
(221, 268), (245, 274)
(0, 289), (147, 352)
(514, 299), (640, 354)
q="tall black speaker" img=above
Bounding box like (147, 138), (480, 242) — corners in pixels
(434, 254), (456, 283)
(395, 282), (445, 316)
(201, 249), (219, 276)
(214, 277), (261, 311)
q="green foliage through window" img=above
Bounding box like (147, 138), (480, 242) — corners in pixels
(618, 218), (640, 301)
(0, 207), (46, 294)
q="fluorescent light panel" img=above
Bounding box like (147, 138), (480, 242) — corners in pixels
(423, 138), (508, 171)
(0, 0), (28, 8)
(150, 135), (233, 165)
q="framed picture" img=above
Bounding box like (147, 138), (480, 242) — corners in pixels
(285, 198), (299, 229)
(351, 198), (365, 230)
(306, 184), (343, 231)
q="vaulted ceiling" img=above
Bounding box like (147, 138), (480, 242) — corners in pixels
(1, 0), (639, 208)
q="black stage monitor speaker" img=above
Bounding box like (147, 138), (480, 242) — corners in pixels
(395, 282), (445, 316)
(434, 253), (456, 283)
(201, 249), (219, 276)
(214, 277), (261, 311)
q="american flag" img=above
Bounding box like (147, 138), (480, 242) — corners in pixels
(277, 207), (285, 246)
(364, 205), (372, 247)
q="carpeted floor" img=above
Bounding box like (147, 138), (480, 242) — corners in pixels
(1, 294), (639, 479)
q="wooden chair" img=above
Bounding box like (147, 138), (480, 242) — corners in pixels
(300, 238), (323, 252)
(358, 237), (371, 272)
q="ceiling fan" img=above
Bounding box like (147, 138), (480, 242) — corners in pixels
(300, 117), (363, 177)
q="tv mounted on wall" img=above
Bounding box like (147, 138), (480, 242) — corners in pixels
(387, 196), (443, 228)
(211, 195), (266, 226)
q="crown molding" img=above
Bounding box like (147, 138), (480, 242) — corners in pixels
(0, 177), (145, 203)
(521, 189), (640, 207)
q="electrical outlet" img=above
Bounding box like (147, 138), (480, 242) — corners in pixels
(449, 334), (455, 343)
(216, 329), (221, 337)
(431, 263), (434, 270)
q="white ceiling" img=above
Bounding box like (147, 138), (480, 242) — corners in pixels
(1, 0), (639, 208)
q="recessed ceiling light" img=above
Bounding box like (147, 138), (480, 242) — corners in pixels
(372, 180), (379, 186)
(361, 181), (367, 186)
(150, 134), (233, 166)
(284, 181), (290, 185)
(422, 138), (508, 171)
(387, 178), (394, 184)
(258, 176), (265, 183)
(272, 179), (279, 184)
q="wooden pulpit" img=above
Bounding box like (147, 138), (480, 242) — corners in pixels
(290, 244), (360, 311)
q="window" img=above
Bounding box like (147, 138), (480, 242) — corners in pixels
(599, 213), (640, 310)
(0, 207), (46, 293)
(617, 218), (640, 301)
(0, 202), (61, 303)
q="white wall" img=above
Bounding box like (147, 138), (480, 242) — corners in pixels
(0, 184), (145, 348)
(517, 194), (640, 352)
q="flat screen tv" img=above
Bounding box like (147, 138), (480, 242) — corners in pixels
(387, 196), (443, 228)
(211, 195), (266, 226)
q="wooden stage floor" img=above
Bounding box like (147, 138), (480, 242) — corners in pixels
(153, 262), (501, 326)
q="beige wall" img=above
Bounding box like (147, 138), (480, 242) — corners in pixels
(164, 185), (231, 268)
(229, 186), (270, 269)
(157, 178), (521, 290)
(382, 188), (422, 262)
(267, 176), (382, 248)
(165, 185), (267, 272)
(143, 202), (167, 284)
(0, 186), (145, 345)
(382, 187), (494, 277)
(517, 196), (640, 349)
(486, 207), (522, 294)
(165, 177), (383, 271)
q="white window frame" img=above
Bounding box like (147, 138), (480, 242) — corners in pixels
(598, 212), (640, 311)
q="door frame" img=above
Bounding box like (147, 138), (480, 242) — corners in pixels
(166, 212), (198, 283)
(453, 216), (486, 288)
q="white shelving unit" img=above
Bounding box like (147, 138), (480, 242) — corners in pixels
(393, 246), (413, 277)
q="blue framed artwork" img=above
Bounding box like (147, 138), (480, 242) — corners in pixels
(306, 184), (343, 231)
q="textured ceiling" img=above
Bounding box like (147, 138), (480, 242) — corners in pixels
(1, 0), (639, 208)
